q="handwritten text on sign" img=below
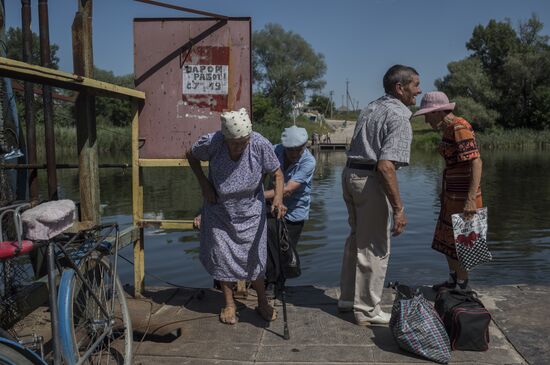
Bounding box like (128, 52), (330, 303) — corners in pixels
(182, 64), (228, 95)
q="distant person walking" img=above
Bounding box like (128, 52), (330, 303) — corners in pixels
(413, 91), (483, 291)
(186, 108), (286, 325)
(339, 65), (421, 325)
(311, 132), (319, 145)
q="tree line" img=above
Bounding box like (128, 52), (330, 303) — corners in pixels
(436, 14), (550, 131)
(7, 15), (549, 139)
(6, 27), (134, 129)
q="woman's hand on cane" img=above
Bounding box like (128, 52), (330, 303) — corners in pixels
(272, 199), (287, 220)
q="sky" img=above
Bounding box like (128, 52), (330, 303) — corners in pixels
(4, 0), (550, 109)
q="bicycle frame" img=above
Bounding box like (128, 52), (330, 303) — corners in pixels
(1, 215), (123, 365)
(55, 224), (122, 365)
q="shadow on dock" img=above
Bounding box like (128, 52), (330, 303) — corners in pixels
(124, 285), (528, 364)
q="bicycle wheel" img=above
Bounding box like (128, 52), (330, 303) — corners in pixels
(58, 255), (132, 364)
(0, 338), (46, 365)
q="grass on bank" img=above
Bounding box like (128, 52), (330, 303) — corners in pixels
(35, 125), (131, 159)
(35, 116), (332, 160)
(410, 117), (550, 151)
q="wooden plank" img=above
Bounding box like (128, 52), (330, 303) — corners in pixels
(138, 158), (208, 167)
(138, 219), (195, 230)
(132, 107), (142, 223)
(134, 228), (145, 298)
(131, 104), (145, 297)
(0, 57), (145, 101)
(65, 220), (95, 233)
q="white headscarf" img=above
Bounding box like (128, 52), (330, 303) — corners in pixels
(220, 108), (252, 139)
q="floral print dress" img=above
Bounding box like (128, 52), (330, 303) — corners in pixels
(191, 131), (280, 281)
(432, 118), (483, 259)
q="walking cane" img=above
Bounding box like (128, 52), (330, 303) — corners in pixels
(275, 217), (290, 340)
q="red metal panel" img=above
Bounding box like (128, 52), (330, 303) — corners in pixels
(133, 18), (251, 159)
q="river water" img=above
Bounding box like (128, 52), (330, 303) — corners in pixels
(39, 148), (550, 288)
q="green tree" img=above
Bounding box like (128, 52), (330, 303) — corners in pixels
(93, 68), (134, 127)
(435, 57), (499, 130)
(253, 23), (326, 113)
(6, 27), (60, 68)
(308, 94), (334, 115)
(251, 93), (285, 142)
(439, 15), (550, 130)
(466, 19), (519, 78)
(452, 96), (499, 131)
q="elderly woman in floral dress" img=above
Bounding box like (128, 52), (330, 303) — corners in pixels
(186, 108), (286, 325)
(413, 91), (483, 291)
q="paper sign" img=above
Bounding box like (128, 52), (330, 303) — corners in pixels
(182, 64), (228, 95)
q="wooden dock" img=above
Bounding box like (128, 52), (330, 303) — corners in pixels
(16, 283), (550, 363)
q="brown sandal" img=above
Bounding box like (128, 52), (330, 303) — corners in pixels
(220, 305), (238, 325)
(255, 303), (277, 321)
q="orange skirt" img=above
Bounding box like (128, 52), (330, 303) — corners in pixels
(432, 169), (482, 260)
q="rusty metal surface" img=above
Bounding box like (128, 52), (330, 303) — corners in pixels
(134, 17), (251, 159)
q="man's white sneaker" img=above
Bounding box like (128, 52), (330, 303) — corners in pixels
(355, 311), (391, 326)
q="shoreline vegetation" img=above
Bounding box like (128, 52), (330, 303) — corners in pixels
(17, 14), (550, 160)
(410, 118), (550, 151)
(34, 121), (549, 162)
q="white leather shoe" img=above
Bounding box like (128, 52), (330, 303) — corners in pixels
(355, 311), (391, 326)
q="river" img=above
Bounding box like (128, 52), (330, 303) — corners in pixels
(37, 148), (550, 288)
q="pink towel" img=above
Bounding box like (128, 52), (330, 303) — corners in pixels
(22, 200), (76, 240)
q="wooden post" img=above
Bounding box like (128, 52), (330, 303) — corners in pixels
(38, 0), (58, 200)
(72, 0), (99, 225)
(132, 103), (145, 297)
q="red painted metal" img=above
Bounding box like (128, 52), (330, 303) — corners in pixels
(134, 17), (252, 159)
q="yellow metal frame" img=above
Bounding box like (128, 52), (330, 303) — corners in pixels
(131, 107), (207, 296)
(0, 56), (149, 297)
(0, 57), (145, 101)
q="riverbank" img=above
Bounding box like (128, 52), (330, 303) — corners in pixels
(31, 121), (550, 158)
(410, 118), (550, 150)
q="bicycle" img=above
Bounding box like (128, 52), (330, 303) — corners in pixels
(0, 201), (132, 364)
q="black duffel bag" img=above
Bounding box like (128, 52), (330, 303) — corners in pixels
(435, 289), (491, 351)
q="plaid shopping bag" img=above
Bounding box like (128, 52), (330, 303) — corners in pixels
(389, 286), (451, 364)
(451, 207), (492, 271)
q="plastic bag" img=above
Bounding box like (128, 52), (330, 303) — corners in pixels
(451, 207), (491, 271)
(390, 285), (451, 364)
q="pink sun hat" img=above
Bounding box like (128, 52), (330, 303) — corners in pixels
(412, 91), (456, 117)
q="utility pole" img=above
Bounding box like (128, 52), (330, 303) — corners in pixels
(329, 90), (333, 119)
(346, 79), (355, 112)
(345, 79), (349, 111)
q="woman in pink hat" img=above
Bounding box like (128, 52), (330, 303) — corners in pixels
(413, 91), (483, 291)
